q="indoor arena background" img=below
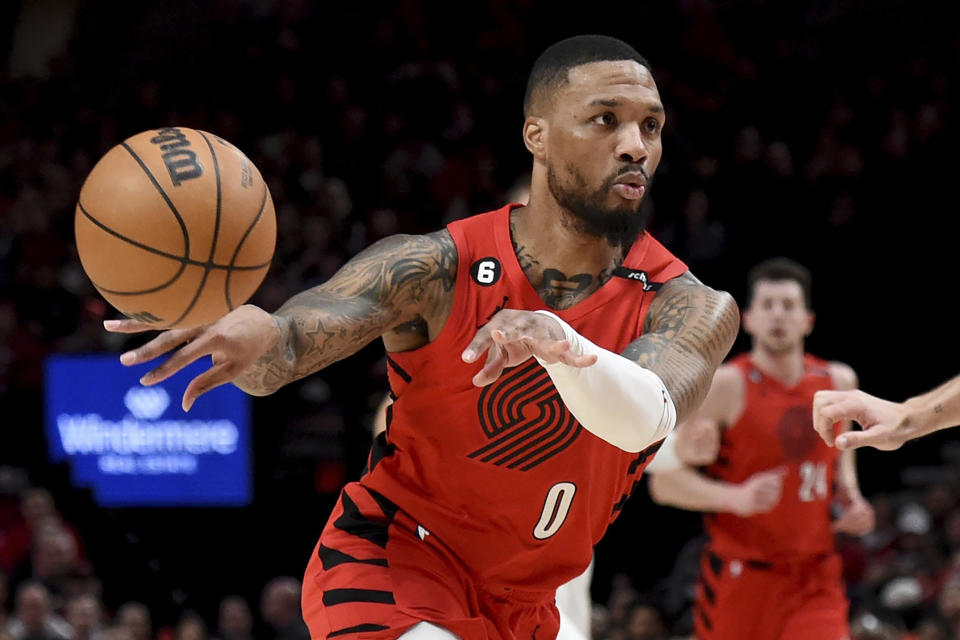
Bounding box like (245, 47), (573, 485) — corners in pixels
(2, 1), (959, 639)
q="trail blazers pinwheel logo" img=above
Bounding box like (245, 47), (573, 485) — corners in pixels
(123, 387), (171, 420)
(469, 360), (582, 470)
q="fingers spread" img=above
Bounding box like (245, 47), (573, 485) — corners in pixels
(121, 327), (204, 366)
(140, 337), (210, 386)
(104, 318), (166, 333)
(182, 363), (234, 411)
(472, 344), (508, 387)
(462, 328), (492, 363)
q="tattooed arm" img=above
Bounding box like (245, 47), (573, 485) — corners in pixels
(623, 272), (740, 423)
(462, 271), (738, 452)
(107, 230), (457, 409)
(241, 231), (457, 392)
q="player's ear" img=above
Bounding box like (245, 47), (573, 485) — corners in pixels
(523, 117), (547, 160)
(741, 308), (754, 335)
(804, 310), (815, 337)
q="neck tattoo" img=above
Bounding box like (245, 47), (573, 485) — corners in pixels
(510, 216), (618, 310)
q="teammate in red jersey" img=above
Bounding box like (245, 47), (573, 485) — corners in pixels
(649, 257), (875, 640)
(106, 35), (739, 640)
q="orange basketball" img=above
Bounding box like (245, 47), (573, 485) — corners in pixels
(75, 127), (276, 329)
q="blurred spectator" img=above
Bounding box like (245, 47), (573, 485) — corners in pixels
(259, 578), (308, 640)
(624, 603), (668, 640)
(63, 594), (103, 640)
(99, 627), (133, 640)
(913, 616), (951, 640)
(880, 575), (925, 621)
(172, 613), (205, 640)
(212, 597), (252, 640)
(864, 495), (900, 554)
(938, 573), (960, 629)
(850, 610), (904, 640)
(4, 581), (71, 640)
(925, 484), (957, 535)
(605, 574), (640, 633)
(1, 489), (85, 580)
(115, 604), (151, 640)
(590, 605), (611, 640)
(15, 524), (91, 607)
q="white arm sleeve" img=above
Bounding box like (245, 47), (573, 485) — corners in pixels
(534, 310), (677, 453)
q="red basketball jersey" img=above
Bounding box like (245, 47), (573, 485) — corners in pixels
(360, 203), (688, 594)
(704, 353), (840, 561)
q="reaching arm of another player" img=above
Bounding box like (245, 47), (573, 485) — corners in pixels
(826, 363), (875, 535)
(649, 465), (786, 517)
(814, 373), (960, 451)
(107, 231), (457, 410)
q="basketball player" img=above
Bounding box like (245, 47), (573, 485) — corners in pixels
(814, 373), (960, 451)
(648, 257), (875, 640)
(106, 35), (739, 639)
(367, 393), (716, 640)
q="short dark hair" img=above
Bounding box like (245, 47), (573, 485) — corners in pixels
(523, 35), (651, 116)
(746, 257), (813, 309)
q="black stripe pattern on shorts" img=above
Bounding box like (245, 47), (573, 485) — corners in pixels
(328, 623), (390, 637)
(323, 588), (396, 606)
(318, 545), (388, 570)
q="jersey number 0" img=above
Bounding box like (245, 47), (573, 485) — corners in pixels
(534, 482), (576, 539)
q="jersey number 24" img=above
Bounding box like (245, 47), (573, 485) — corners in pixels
(798, 461), (828, 502)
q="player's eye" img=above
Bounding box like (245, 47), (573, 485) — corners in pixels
(591, 113), (616, 126)
(644, 118), (662, 134)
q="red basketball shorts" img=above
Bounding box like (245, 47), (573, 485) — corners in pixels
(302, 482), (560, 640)
(693, 547), (849, 640)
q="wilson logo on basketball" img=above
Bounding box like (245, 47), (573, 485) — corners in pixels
(124, 311), (163, 323)
(150, 127), (204, 186)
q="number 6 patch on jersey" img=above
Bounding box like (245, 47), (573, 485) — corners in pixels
(471, 257), (502, 286)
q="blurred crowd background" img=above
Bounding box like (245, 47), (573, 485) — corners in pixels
(2, 1), (960, 639)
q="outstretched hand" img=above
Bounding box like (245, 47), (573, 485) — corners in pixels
(105, 304), (280, 411)
(461, 309), (597, 387)
(813, 389), (909, 451)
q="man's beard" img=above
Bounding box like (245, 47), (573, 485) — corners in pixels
(547, 161), (650, 247)
(758, 335), (798, 356)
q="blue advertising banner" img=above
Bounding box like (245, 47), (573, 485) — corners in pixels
(44, 354), (251, 507)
